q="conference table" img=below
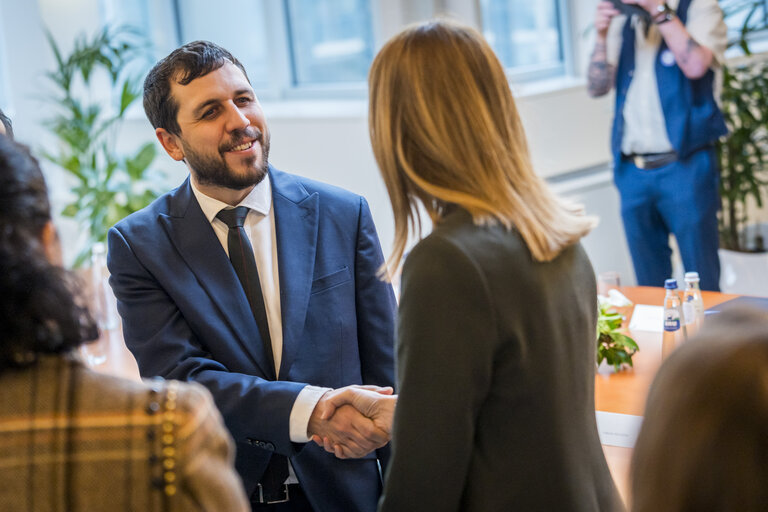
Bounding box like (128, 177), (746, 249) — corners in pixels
(91, 285), (744, 505)
(596, 285), (740, 504)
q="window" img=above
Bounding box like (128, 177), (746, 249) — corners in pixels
(101, 0), (376, 100)
(721, 0), (768, 54)
(285, 0), (375, 85)
(100, 0), (178, 68)
(175, 0), (272, 88)
(478, 0), (569, 81)
(722, 0), (768, 32)
(0, 3), (10, 110)
(102, 0), (576, 97)
(0, 51), (8, 112)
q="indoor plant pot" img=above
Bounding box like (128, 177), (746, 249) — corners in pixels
(716, 1), (768, 293)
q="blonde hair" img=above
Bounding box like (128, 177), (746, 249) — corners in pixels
(368, 20), (596, 275)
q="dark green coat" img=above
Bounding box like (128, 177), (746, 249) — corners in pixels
(380, 208), (623, 512)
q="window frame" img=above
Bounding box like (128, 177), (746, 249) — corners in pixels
(100, 0), (577, 103)
(476, 0), (575, 84)
(259, 0), (374, 101)
(0, 1), (12, 112)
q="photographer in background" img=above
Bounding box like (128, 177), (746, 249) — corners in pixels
(587, 0), (728, 291)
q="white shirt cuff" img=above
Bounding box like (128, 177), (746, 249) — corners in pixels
(289, 385), (331, 443)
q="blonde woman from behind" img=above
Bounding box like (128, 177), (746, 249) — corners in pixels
(369, 19), (623, 512)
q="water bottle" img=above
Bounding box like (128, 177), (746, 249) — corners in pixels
(682, 271), (704, 336)
(662, 279), (687, 358)
(90, 242), (119, 331)
(82, 242), (116, 366)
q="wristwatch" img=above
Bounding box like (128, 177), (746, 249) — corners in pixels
(653, 3), (676, 24)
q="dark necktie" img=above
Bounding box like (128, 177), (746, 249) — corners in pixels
(216, 206), (274, 371)
(216, 206), (289, 499)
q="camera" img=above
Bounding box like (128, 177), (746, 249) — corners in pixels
(609, 0), (651, 20)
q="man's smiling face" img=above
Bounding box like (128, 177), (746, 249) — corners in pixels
(164, 62), (271, 190)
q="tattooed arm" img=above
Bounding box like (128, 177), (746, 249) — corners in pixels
(587, 41), (616, 98)
(587, 1), (620, 98)
(623, 0), (715, 79)
(656, 18), (714, 78)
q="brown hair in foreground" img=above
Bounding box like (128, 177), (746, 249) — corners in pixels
(631, 307), (768, 512)
(0, 136), (97, 372)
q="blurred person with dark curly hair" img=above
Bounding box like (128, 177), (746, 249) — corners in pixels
(0, 136), (248, 511)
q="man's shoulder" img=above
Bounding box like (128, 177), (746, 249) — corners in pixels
(270, 167), (362, 206)
(112, 179), (188, 233)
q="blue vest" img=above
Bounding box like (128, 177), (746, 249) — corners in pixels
(611, 0), (728, 161)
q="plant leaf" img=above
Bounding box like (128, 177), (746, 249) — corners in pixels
(119, 79), (139, 115)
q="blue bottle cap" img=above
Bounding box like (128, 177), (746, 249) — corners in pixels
(664, 278), (678, 289)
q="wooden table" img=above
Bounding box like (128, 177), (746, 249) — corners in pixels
(597, 286), (739, 505)
(89, 285), (744, 505)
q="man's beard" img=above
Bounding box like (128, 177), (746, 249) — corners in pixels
(183, 126), (270, 190)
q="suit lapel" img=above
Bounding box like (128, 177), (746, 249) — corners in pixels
(159, 178), (276, 379)
(271, 168), (319, 378)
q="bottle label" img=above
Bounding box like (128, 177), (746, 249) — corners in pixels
(664, 310), (681, 331)
(682, 302), (695, 325)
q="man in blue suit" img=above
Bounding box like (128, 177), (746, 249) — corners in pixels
(107, 41), (397, 511)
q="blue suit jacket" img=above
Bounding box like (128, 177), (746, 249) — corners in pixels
(107, 166), (396, 511)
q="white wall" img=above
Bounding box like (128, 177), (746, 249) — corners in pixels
(0, 0), (636, 284)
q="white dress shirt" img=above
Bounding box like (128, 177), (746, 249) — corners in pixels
(606, 0), (727, 155)
(190, 176), (328, 454)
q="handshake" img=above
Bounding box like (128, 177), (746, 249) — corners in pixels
(307, 385), (398, 459)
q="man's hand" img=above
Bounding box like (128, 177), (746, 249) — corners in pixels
(319, 386), (397, 435)
(596, 1), (621, 40)
(307, 385), (395, 459)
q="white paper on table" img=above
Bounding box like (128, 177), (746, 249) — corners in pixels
(607, 289), (633, 307)
(595, 411), (644, 448)
(628, 304), (664, 332)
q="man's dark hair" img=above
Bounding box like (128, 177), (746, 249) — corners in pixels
(143, 40), (250, 136)
(0, 136), (98, 372)
(0, 108), (13, 139)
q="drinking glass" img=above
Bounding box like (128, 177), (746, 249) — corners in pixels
(81, 243), (117, 366)
(597, 271), (622, 297)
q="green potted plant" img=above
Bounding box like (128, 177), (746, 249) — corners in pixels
(716, 0), (768, 293)
(44, 26), (161, 266)
(597, 300), (639, 372)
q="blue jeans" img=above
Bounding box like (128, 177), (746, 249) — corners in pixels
(614, 148), (721, 291)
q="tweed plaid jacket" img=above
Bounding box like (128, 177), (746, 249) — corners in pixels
(0, 354), (248, 511)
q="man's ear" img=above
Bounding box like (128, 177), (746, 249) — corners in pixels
(156, 128), (185, 161)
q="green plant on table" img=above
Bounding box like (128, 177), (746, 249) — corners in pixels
(597, 301), (639, 371)
(44, 25), (161, 266)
